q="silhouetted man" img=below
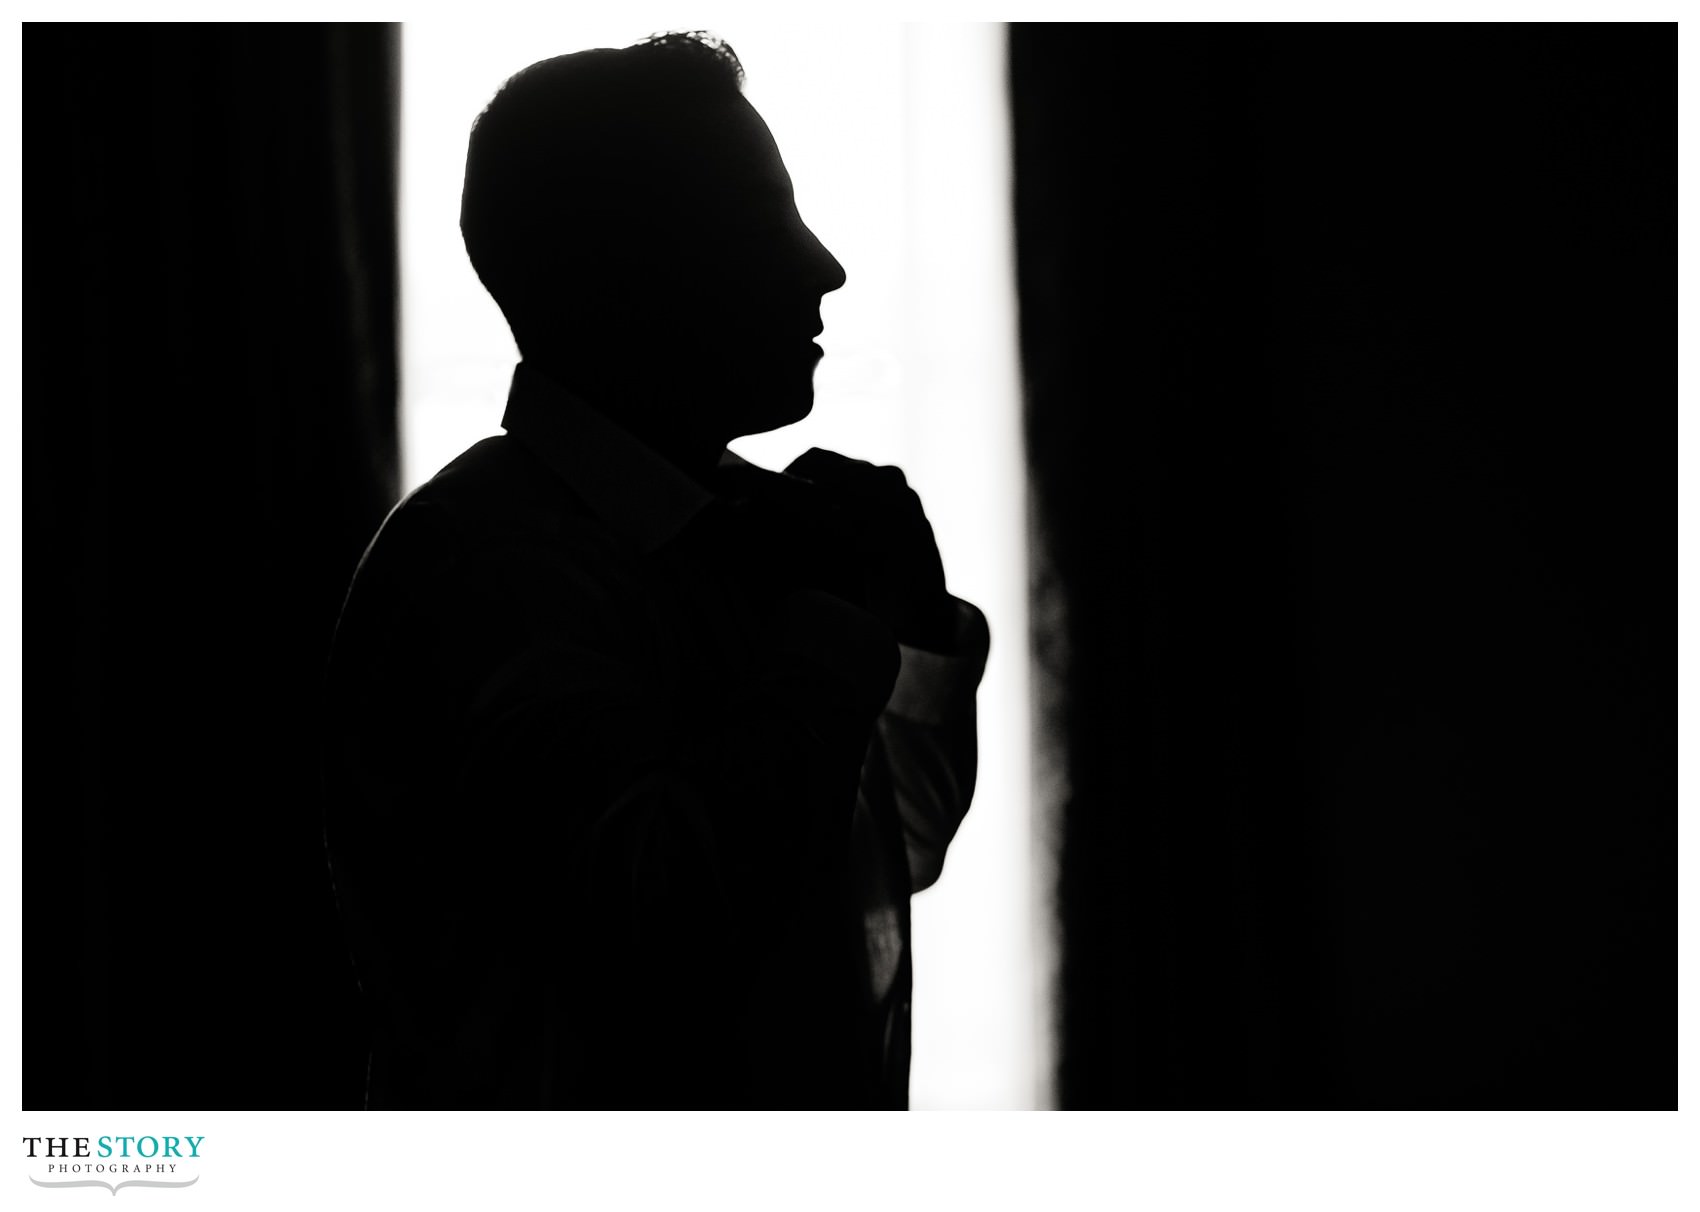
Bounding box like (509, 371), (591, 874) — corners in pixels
(324, 32), (987, 1109)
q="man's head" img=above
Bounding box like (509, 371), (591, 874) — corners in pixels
(461, 33), (847, 444)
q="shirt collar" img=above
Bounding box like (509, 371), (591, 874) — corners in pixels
(501, 363), (750, 553)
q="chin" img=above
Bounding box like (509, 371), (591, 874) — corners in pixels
(730, 364), (817, 435)
(739, 391), (814, 436)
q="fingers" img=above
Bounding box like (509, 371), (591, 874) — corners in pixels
(783, 447), (861, 483)
(784, 447), (909, 492)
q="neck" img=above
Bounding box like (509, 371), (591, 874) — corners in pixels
(615, 408), (727, 486)
(524, 355), (728, 485)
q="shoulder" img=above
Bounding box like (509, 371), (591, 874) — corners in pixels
(366, 435), (622, 572)
(401, 435), (572, 542)
(352, 435), (649, 637)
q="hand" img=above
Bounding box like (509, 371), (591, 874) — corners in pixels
(782, 448), (956, 651)
(708, 461), (870, 611)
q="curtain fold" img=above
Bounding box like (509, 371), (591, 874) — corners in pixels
(1013, 24), (1669, 1108)
(29, 22), (400, 1108)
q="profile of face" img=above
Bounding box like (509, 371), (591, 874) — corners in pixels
(666, 96), (849, 435)
(570, 93), (849, 440)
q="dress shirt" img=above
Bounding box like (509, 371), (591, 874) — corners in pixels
(323, 362), (987, 1108)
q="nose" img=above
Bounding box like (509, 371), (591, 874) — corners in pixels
(804, 223), (847, 295)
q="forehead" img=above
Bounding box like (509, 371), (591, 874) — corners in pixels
(669, 95), (793, 197)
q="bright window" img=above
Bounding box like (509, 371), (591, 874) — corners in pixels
(400, 20), (1043, 1108)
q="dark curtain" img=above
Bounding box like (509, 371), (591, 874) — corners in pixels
(29, 22), (399, 1107)
(1013, 25), (1669, 1107)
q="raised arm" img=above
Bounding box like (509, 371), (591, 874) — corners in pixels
(771, 448), (990, 893)
(876, 598), (990, 891)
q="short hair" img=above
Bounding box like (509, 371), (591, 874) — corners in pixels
(460, 31), (747, 343)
